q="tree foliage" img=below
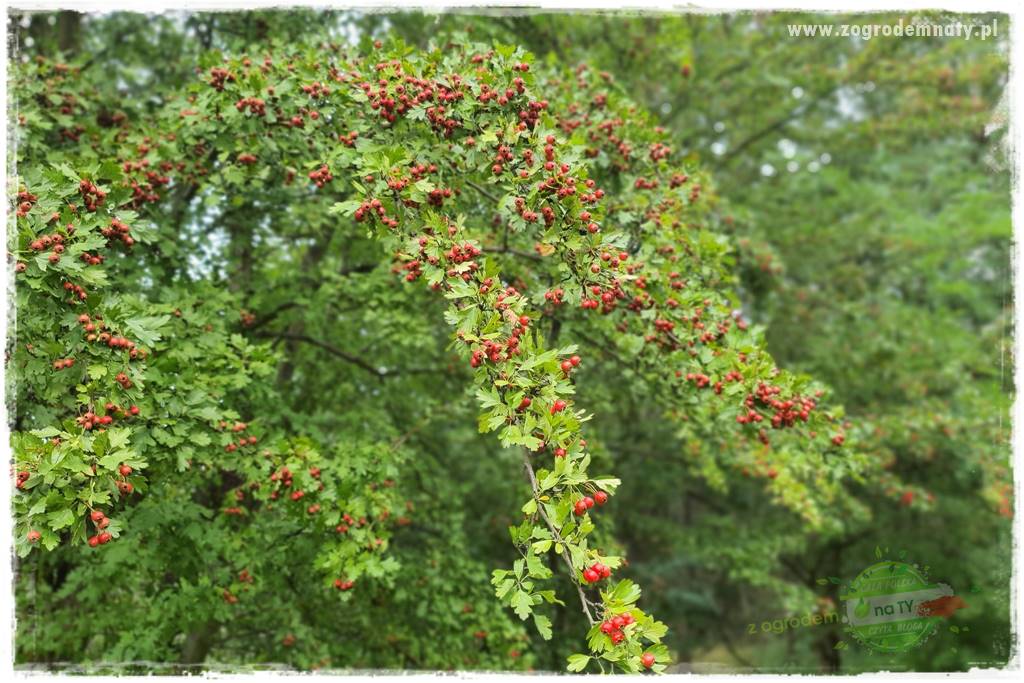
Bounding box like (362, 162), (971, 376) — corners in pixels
(7, 9), (1012, 673)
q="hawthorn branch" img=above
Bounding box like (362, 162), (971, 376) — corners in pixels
(465, 179), (500, 204)
(253, 332), (444, 380)
(483, 247), (543, 262)
(522, 452), (597, 626)
(257, 332), (383, 378)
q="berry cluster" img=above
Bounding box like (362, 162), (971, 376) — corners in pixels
(582, 561), (612, 584)
(222, 421), (258, 453)
(208, 67), (235, 91)
(573, 490), (608, 515)
(235, 96), (266, 115)
(16, 189), (37, 217)
(78, 179), (106, 211)
(353, 197), (398, 228)
(599, 612), (636, 644)
(62, 280), (88, 303)
(28, 230), (67, 264)
(100, 218), (135, 247)
(87, 509), (114, 547)
(308, 164), (333, 188)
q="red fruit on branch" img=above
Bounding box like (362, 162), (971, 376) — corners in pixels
(641, 653), (656, 668)
(550, 399), (567, 414)
(27, 530), (41, 543)
(594, 491), (608, 505)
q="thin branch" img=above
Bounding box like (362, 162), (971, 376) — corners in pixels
(522, 452), (596, 626)
(246, 301), (300, 332)
(258, 332), (382, 378)
(465, 179), (500, 204)
(253, 331), (448, 381)
(483, 247), (543, 262)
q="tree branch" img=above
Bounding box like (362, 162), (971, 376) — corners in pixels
(465, 179), (500, 204)
(522, 452), (597, 626)
(252, 331), (444, 381)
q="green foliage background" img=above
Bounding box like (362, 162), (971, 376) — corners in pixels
(7, 9), (1013, 673)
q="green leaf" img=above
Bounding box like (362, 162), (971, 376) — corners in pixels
(567, 654), (591, 672)
(511, 590), (533, 619)
(533, 614), (553, 640)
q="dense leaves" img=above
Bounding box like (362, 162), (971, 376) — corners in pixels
(8, 9), (1011, 673)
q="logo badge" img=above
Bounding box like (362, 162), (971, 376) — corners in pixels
(839, 560), (956, 653)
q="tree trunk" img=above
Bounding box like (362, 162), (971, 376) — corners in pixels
(180, 620), (218, 666)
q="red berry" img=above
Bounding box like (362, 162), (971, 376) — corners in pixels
(561, 360), (573, 374)
(98, 532), (112, 544)
(583, 568), (599, 583)
(88, 535), (100, 547)
(90, 510), (104, 522)
(119, 464), (132, 476)
(129, 405), (140, 415)
(550, 399), (567, 414)
(570, 355), (581, 367)
(584, 496), (594, 509)
(594, 491), (608, 505)
(641, 653), (655, 668)
(600, 621), (615, 634)
(517, 397), (532, 411)
(27, 530), (40, 543)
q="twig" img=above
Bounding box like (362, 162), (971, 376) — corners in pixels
(522, 452), (597, 626)
(465, 179), (500, 204)
(252, 332), (444, 380)
(483, 246), (543, 262)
